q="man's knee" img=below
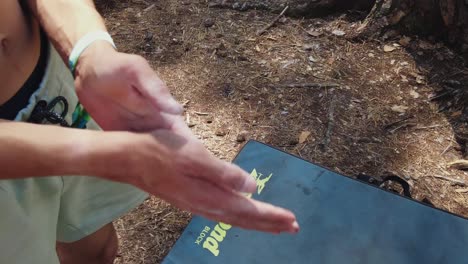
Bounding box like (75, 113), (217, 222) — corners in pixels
(57, 223), (118, 264)
(95, 231), (118, 264)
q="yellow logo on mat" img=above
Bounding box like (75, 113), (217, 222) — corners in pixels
(195, 169), (273, 256)
(249, 168), (272, 196)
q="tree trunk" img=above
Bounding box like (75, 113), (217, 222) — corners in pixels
(209, 0), (468, 54)
(208, 0), (374, 17)
(351, 0), (468, 48)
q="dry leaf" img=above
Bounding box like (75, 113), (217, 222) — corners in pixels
(400, 75), (408, 83)
(383, 45), (397, 52)
(399, 36), (411, 46)
(454, 197), (466, 204)
(448, 160), (468, 170)
(419, 40), (435, 50)
(299, 131), (311, 144)
(410, 90), (420, 99)
(307, 30), (322, 37)
(331, 30), (345, 36)
(455, 188), (468, 193)
(416, 76), (425, 84)
(308, 56), (318, 63)
(391, 105), (408, 113)
(452, 111), (462, 117)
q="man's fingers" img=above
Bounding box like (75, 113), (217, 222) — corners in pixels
(199, 158), (257, 193)
(166, 117), (258, 193)
(133, 62), (184, 115)
(220, 193), (299, 233)
(220, 162), (257, 193)
(139, 78), (183, 115)
(196, 199), (299, 234)
(152, 92), (184, 115)
(168, 176), (298, 234)
(199, 209), (299, 234)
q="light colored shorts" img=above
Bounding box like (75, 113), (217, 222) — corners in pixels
(0, 44), (148, 264)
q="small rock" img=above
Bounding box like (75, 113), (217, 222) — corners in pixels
(415, 76), (425, 84)
(144, 32), (153, 42)
(216, 43), (228, 57)
(237, 55), (248, 61)
(419, 40), (435, 50)
(381, 30), (399, 40)
(215, 128), (227, 137)
(222, 84), (234, 97)
(289, 138), (299, 146)
(436, 53), (445, 61)
(203, 18), (215, 28)
(236, 131), (249, 142)
(303, 44), (315, 51)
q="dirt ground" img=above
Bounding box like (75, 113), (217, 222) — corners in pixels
(96, 1), (468, 263)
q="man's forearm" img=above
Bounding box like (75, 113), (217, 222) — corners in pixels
(26, 0), (107, 62)
(0, 120), (104, 180)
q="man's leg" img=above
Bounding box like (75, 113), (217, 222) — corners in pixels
(56, 223), (118, 264)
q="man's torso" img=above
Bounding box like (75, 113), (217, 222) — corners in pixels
(0, 0), (41, 105)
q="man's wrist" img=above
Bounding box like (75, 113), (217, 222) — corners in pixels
(70, 130), (147, 184)
(59, 128), (101, 177)
(68, 31), (116, 75)
(73, 41), (117, 80)
(71, 32), (117, 76)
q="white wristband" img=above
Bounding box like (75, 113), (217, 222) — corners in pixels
(68, 31), (116, 75)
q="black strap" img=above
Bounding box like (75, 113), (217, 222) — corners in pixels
(356, 173), (434, 206)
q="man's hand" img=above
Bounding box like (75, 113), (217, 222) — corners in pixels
(100, 115), (299, 234)
(73, 42), (300, 234)
(74, 42), (183, 131)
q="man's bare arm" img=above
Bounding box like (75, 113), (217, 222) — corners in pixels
(23, 0), (299, 233)
(0, 118), (299, 233)
(26, 0), (107, 62)
(0, 119), (105, 179)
